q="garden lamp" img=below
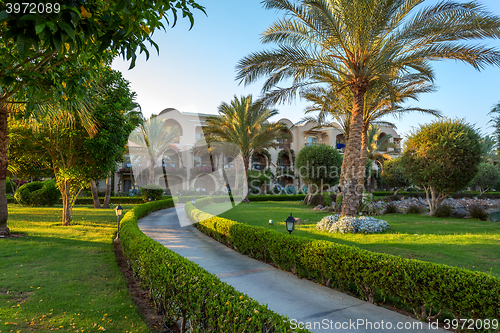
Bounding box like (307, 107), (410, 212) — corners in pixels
(191, 197), (196, 205)
(285, 213), (295, 234)
(115, 205), (123, 241)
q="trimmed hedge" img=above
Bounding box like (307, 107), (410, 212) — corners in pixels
(14, 179), (60, 206)
(187, 198), (500, 320)
(248, 194), (306, 202)
(119, 198), (309, 333)
(372, 190), (500, 199)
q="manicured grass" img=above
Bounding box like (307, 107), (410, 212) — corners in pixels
(203, 201), (500, 278)
(0, 204), (151, 333)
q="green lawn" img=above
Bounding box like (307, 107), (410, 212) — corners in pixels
(0, 204), (151, 333)
(203, 201), (500, 278)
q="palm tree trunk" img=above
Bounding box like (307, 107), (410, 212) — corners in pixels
(0, 105), (9, 236)
(341, 88), (366, 217)
(90, 180), (101, 208)
(356, 126), (369, 207)
(338, 132), (349, 192)
(242, 156), (250, 203)
(103, 176), (112, 208)
(60, 181), (72, 226)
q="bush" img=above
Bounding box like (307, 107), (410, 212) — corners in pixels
(120, 199), (308, 332)
(405, 204), (423, 214)
(140, 184), (164, 202)
(383, 202), (399, 214)
(316, 215), (391, 234)
(14, 179), (60, 206)
(186, 199), (500, 319)
(434, 204), (453, 218)
(469, 205), (488, 221)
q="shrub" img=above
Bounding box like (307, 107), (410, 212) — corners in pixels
(383, 202), (399, 214)
(140, 184), (164, 202)
(14, 179), (60, 206)
(316, 215), (391, 234)
(434, 204), (453, 218)
(469, 205), (488, 221)
(405, 204), (423, 214)
(120, 199), (308, 332)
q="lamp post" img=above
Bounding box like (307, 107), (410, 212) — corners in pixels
(285, 213), (295, 234)
(114, 205), (123, 242)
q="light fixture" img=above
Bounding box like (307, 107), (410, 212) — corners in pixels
(191, 197), (196, 205)
(285, 213), (295, 234)
(114, 205), (123, 242)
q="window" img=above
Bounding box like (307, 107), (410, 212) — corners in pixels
(306, 137), (318, 146)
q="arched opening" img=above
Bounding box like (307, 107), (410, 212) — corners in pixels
(162, 149), (180, 168)
(162, 175), (183, 195)
(164, 119), (183, 144)
(277, 129), (293, 149)
(194, 174), (216, 194)
(336, 134), (346, 151)
(252, 152), (267, 170)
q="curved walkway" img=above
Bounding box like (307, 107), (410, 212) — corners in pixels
(138, 205), (447, 333)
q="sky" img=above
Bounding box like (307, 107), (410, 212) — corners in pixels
(112, 0), (500, 140)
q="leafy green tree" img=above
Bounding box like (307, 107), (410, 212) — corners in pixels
(401, 119), (481, 216)
(84, 69), (139, 208)
(236, 0), (500, 217)
(204, 95), (289, 202)
(470, 163), (500, 195)
(0, 0), (205, 236)
(381, 158), (411, 195)
(296, 144), (343, 200)
(9, 109), (94, 225)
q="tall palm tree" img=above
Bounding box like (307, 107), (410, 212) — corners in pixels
(236, 0), (500, 216)
(204, 95), (289, 202)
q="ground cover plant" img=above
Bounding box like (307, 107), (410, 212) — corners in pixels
(0, 204), (151, 332)
(202, 201), (500, 278)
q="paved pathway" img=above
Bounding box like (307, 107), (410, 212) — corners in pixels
(138, 205), (447, 333)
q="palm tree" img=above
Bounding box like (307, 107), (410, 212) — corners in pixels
(128, 115), (180, 186)
(478, 135), (497, 164)
(204, 95), (289, 202)
(236, 0), (500, 216)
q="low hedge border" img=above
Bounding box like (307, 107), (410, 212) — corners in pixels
(372, 191), (500, 199)
(186, 198), (500, 321)
(120, 198), (309, 333)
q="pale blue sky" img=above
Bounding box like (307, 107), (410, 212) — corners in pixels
(112, 0), (500, 139)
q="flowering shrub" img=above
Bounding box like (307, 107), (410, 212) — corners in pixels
(189, 165), (216, 180)
(163, 166), (187, 177)
(117, 166), (132, 174)
(316, 215), (391, 234)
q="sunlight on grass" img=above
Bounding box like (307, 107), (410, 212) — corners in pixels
(204, 201), (500, 278)
(0, 204), (149, 333)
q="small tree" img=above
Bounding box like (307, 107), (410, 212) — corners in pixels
(470, 163), (500, 195)
(401, 119), (481, 216)
(296, 144), (343, 203)
(381, 158), (411, 195)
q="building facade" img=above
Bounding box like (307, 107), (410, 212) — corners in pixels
(106, 108), (401, 195)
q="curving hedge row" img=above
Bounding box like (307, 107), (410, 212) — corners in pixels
(186, 197), (500, 321)
(119, 198), (309, 333)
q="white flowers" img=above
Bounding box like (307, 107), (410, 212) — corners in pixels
(316, 214), (391, 234)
